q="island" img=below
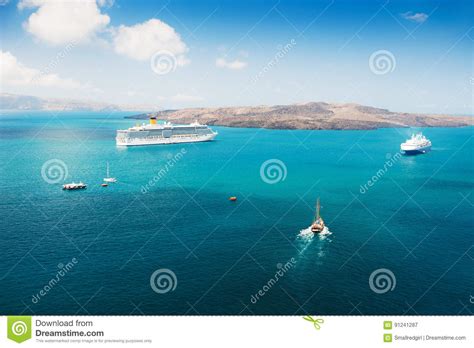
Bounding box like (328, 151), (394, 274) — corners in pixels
(1, 94), (471, 130)
(126, 102), (472, 130)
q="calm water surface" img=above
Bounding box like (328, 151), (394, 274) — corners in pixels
(0, 111), (472, 315)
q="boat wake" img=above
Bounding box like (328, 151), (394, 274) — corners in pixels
(295, 226), (332, 259)
(298, 226), (332, 240)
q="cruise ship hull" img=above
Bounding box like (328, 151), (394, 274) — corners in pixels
(116, 132), (217, 147)
(400, 144), (431, 155)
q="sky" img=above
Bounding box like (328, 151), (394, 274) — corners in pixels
(0, 0), (472, 114)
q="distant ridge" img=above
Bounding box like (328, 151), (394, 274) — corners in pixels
(0, 93), (155, 112)
(127, 102), (473, 130)
(0, 93), (120, 111)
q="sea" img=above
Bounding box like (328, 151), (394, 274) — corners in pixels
(0, 111), (472, 315)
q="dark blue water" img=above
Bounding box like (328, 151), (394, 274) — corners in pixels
(0, 111), (472, 315)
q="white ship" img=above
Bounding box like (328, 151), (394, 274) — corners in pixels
(116, 117), (217, 146)
(63, 182), (87, 190)
(400, 132), (432, 154)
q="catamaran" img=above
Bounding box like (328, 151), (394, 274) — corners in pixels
(311, 198), (325, 233)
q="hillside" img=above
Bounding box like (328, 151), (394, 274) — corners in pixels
(127, 102), (472, 130)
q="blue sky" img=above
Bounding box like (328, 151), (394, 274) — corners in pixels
(0, 0), (472, 114)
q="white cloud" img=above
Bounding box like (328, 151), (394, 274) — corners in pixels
(0, 50), (82, 89)
(216, 57), (247, 70)
(16, 1), (189, 71)
(18, 0), (110, 45)
(113, 19), (189, 67)
(401, 12), (429, 23)
(0, 0), (10, 6)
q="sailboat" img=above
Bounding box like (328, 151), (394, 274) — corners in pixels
(103, 162), (117, 183)
(311, 198), (325, 233)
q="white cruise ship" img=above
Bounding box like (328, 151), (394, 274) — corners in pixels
(116, 117), (217, 146)
(400, 132), (432, 154)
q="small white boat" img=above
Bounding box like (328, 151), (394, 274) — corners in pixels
(63, 182), (87, 190)
(103, 162), (117, 183)
(400, 132), (432, 155)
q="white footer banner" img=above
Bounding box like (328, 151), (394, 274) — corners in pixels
(0, 316), (471, 347)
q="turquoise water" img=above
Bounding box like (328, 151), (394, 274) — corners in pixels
(0, 111), (472, 315)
